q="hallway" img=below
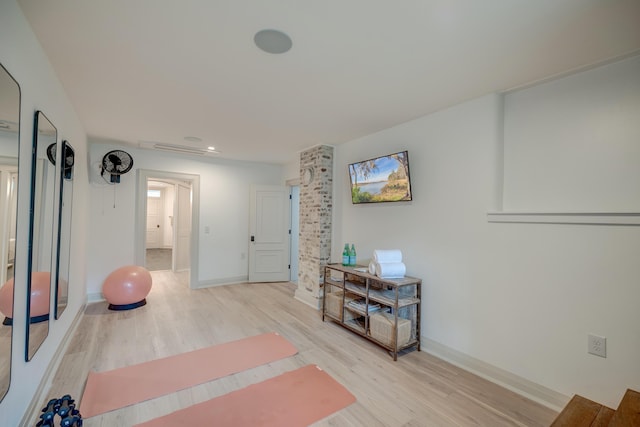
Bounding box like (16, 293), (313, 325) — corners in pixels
(145, 248), (172, 271)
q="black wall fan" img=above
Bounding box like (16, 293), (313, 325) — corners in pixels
(46, 142), (75, 179)
(62, 141), (75, 180)
(46, 143), (56, 164)
(101, 150), (133, 183)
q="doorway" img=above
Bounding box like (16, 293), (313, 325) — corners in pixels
(145, 178), (192, 272)
(0, 168), (18, 284)
(145, 181), (173, 271)
(135, 170), (200, 288)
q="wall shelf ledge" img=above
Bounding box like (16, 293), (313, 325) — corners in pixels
(487, 211), (640, 225)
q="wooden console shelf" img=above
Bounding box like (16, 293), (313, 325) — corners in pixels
(322, 264), (421, 360)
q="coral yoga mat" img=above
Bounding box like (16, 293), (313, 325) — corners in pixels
(79, 332), (297, 418)
(134, 364), (356, 427)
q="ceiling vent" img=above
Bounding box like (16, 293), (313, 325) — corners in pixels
(138, 141), (220, 156)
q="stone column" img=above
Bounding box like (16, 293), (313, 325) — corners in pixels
(295, 145), (333, 309)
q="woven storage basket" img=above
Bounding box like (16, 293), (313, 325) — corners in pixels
(369, 312), (411, 347)
(325, 291), (357, 321)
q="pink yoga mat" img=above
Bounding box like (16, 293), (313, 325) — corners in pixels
(135, 364), (356, 427)
(80, 332), (297, 418)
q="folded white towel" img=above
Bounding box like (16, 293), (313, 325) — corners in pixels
(374, 262), (406, 278)
(372, 249), (403, 263)
(368, 261), (376, 275)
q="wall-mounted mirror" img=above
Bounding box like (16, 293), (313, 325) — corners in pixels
(0, 62), (21, 401)
(54, 141), (74, 319)
(26, 111), (57, 361)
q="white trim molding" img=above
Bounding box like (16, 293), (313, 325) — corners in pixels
(196, 276), (248, 289)
(423, 337), (570, 412)
(487, 211), (640, 225)
(294, 288), (321, 310)
(86, 293), (105, 303)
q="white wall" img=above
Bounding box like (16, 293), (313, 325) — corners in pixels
(504, 55), (640, 211)
(334, 58), (640, 409)
(86, 143), (284, 296)
(0, 1), (89, 425)
(0, 132), (19, 156)
(283, 154), (300, 183)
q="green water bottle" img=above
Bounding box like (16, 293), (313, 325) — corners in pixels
(342, 244), (350, 266)
(349, 244), (356, 266)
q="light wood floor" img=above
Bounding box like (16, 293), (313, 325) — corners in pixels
(145, 248), (172, 272)
(35, 271), (558, 426)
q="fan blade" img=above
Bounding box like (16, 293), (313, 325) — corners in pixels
(108, 154), (122, 167)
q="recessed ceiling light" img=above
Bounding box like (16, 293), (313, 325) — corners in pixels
(207, 146), (215, 151)
(184, 136), (202, 142)
(254, 29), (292, 54)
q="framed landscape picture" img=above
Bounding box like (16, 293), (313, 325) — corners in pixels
(348, 151), (412, 204)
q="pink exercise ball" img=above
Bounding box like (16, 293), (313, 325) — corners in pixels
(0, 272), (51, 322)
(102, 265), (152, 310)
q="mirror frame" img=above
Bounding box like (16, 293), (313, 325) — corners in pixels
(25, 110), (58, 361)
(54, 140), (74, 319)
(0, 61), (21, 402)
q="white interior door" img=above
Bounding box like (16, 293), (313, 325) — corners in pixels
(289, 186), (299, 283)
(249, 185), (290, 282)
(146, 189), (163, 249)
(174, 182), (191, 272)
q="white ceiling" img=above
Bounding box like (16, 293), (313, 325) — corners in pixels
(17, 0), (640, 164)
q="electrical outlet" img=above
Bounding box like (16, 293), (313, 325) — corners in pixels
(588, 334), (606, 358)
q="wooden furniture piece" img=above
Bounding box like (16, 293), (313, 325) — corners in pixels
(550, 388), (640, 427)
(322, 264), (421, 360)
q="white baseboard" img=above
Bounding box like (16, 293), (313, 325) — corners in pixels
(90, 275), (257, 294)
(196, 275), (248, 289)
(294, 288), (321, 310)
(86, 292), (105, 303)
(422, 337), (570, 412)
(19, 306), (85, 427)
